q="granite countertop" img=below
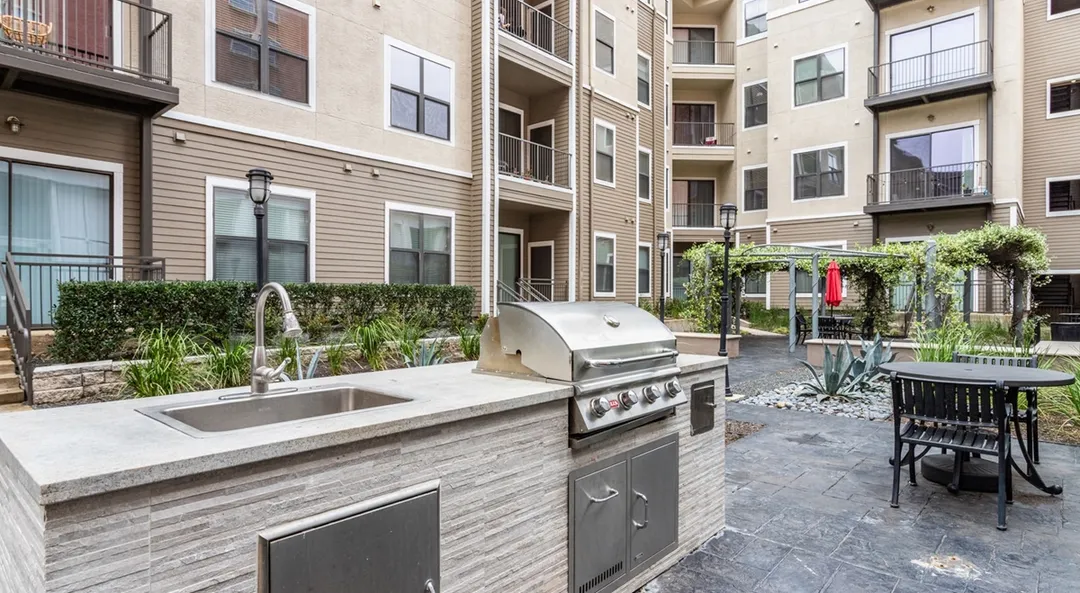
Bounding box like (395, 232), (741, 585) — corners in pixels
(0, 355), (724, 505)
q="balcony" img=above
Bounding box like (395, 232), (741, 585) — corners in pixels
(866, 41), (993, 113)
(672, 40), (735, 87)
(673, 203), (723, 229)
(498, 133), (572, 210)
(865, 160), (993, 214)
(671, 122), (735, 162)
(0, 0), (177, 115)
(497, 0), (572, 87)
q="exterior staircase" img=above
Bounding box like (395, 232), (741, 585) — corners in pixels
(0, 335), (24, 404)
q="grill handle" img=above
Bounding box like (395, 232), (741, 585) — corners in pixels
(583, 348), (678, 368)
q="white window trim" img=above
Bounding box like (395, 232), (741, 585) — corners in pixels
(1046, 74), (1080, 120)
(664, 82), (671, 129)
(593, 232), (617, 297)
(383, 201), (457, 284)
(527, 240), (555, 283)
(768, 0), (835, 19)
(204, 0), (317, 111)
(665, 166), (671, 211)
(740, 163), (768, 212)
(740, 78), (768, 131)
(791, 43), (848, 111)
(205, 176), (317, 282)
(1046, 175), (1080, 218)
(593, 7), (617, 79)
(883, 120), (982, 178)
(383, 35), (457, 147)
(638, 146), (652, 202)
(740, 0), (767, 43)
(672, 177), (718, 229)
(1048, 0), (1080, 20)
(792, 241), (847, 298)
(637, 51), (653, 108)
(790, 141), (848, 203)
(594, 118), (618, 188)
(638, 242), (652, 297)
(0, 146), (124, 260)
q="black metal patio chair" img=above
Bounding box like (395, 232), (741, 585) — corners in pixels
(953, 352), (1041, 470)
(795, 312), (811, 344)
(889, 372), (1014, 530)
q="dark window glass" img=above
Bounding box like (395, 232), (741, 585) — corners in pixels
(595, 235), (615, 294)
(744, 82), (768, 127)
(794, 49), (845, 106)
(744, 167), (768, 211)
(1050, 81), (1080, 115)
(1049, 179), (1080, 213)
(638, 246), (651, 295)
(215, 0), (309, 103)
(1050, 0), (1080, 14)
(389, 47), (452, 141)
(595, 11), (615, 74)
(744, 273), (766, 295)
(388, 211), (452, 284)
(214, 188), (310, 282)
(637, 55), (651, 105)
(793, 147), (845, 200)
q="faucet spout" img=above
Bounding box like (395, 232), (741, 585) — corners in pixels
(252, 282), (303, 395)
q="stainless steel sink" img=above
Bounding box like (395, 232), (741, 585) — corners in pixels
(138, 385), (411, 437)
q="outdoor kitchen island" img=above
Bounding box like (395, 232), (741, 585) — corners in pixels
(0, 323), (727, 592)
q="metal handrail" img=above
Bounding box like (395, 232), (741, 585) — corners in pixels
(0, 0), (173, 83)
(2, 253), (33, 405)
(672, 40), (735, 66)
(516, 278), (549, 302)
(498, 133), (571, 189)
(867, 40), (991, 99)
(498, 0), (571, 62)
(496, 280), (520, 303)
(867, 160), (992, 206)
(672, 203), (721, 228)
(672, 122), (736, 147)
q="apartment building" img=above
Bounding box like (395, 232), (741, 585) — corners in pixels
(0, 0), (670, 321)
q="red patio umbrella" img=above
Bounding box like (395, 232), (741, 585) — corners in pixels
(825, 260), (843, 312)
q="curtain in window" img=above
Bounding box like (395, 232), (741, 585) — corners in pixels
(214, 188), (309, 283)
(595, 237), (614, 293)
(388, 211), (451, 285)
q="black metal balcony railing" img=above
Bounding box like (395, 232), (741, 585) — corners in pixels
(867, 40), (990, 99)
(498, 0), (571, 63)
(0, 0), (172, 83)
(673, 40), (735, 66)
(498, 133), (571, 189)
(867, 160), (992, 207)
(672, 203), (723, 228)
(673, 122), (735, 147)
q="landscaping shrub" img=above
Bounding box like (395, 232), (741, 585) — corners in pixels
(203, 338), (252, 389)
(122, 327), (202, 398)
(49, 281), (475, 363)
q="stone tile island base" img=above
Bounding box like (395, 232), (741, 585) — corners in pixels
(0, 360), (726, 593)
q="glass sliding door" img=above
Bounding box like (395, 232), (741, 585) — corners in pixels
(888, 15), (975, 93)
(673, 27), (715, 65)
(497, 231), (521, 302)
(888, 126), (975, 202)
(672, 103), (715, 146)
(672, 180), (715, 227)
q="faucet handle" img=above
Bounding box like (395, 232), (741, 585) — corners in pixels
(257, 358), (291, 382)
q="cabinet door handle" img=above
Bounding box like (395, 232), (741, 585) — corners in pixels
(586, 486), (619, 503)
(632, 491), (649, 529)
(425, 579), (437, 593)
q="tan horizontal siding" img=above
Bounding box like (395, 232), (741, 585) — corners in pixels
(1023, 0), (1080, 270)
(877, 207), (988, 240)
(152, 120), (476, 287)
(0, 91), (141, 259)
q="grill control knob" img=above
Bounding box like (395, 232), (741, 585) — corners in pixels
(664, 378), (682, 398)
(642, 385), (662, 403)
(619, 390), (639, 408)
(590, 397), (612, 417)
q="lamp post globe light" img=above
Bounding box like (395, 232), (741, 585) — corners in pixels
(246, 168), (274, 290)
(657, 231), (670, 322)
(718, 203), (737, 397)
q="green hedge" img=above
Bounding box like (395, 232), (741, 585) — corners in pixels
(50, 281), (476, 363)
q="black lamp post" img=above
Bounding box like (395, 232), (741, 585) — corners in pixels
(246, 168), (273, 290)
(657, 231), (670, 322)
(718, 203), (738, 397)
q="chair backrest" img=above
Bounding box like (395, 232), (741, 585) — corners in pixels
(796, 311), (807, 329)
(890, 373), (1007, 428)
(952, 352), (1038, 369)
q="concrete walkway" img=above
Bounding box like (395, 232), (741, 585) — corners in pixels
(728, 336), (810, 397)
(642, 404), (1080, 593)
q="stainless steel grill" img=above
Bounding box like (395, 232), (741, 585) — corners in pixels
(476, 302), (687, 442)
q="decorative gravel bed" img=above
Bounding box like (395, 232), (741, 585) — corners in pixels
(740, 377), (893, 421)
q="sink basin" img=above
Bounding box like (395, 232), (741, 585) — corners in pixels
(138, 385), (411, 437)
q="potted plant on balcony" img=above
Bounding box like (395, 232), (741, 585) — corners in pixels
(962, 183), (973, 196)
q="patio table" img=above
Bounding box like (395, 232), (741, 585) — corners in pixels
(880, 362), (1074, 495)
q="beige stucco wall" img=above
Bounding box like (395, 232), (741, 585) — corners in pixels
(581, 0), (646, 107)
(156, 0), (474, 173)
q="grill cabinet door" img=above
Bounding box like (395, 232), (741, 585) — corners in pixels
(265, 490), (439, 592)
(572, 460), (628, 593)
(629, 439), (679, 571)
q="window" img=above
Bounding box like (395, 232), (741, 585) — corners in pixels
(1049, 79), (1080, 116)
(1050, 0), (1080, 17)
(794, 245), (843, 295)
(1048, 177), (1080, 214)
(665, 82), (671, 128)
(673, 255), (690, 300)
(673, 27), (716, 64)
(214, 0), (311, 104)
(744, 272), (766, 295)
(665, 166), (671, 210)
(595, 234), (616, 296)
(794, 48), (845, 106)
(595, 10), (615, 75)
(793, 146), (844, 200)
(888, 16), (974, 93)
(637, 54), (651, 106)
(744, 167), (767, 211)
(744, 0), (766, 37)
(595, 121), (616, 185)
(888, 126), (976, 200)
(388, 42), (453, 141)
(213, 184), (311, 283)
(638, 245), (652, 296)
(388, 208), (452, 284)
(744, 82), (767, 128)
(638, 149), (651, 201)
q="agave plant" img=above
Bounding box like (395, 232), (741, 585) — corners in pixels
(792, 343), (869, 402)
(406, 340), (448, 367)
(851, 333), (896, 379)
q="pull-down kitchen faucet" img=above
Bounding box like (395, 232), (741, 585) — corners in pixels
(251, 282), (303, 395)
